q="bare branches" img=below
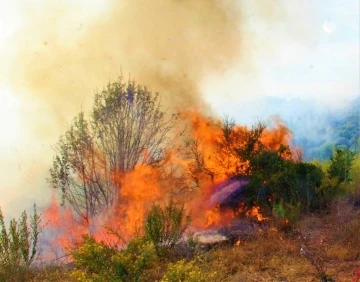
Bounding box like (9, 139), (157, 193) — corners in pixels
(49, 76), (178, 222)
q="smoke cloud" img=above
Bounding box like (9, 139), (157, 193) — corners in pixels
(0, 0), (297, 218)
(3, 0), (246, 131)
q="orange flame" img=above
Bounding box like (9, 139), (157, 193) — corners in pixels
(246, 206), (269, 222)
(42, 112), (292, 255)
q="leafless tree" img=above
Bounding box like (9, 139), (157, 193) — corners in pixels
(49, 76), (179, 222)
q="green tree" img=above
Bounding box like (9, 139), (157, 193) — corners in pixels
(50, 76), (179, 222)
(328, 147), (356, 183)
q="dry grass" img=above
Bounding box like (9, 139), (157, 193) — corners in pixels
(28, 264), (73, 282)
(199, 231), (316, 281)
(195, 201), (360, 282)
(8, 200), (360, 281)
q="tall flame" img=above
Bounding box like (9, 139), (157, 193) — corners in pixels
(42, 112), (292, 258)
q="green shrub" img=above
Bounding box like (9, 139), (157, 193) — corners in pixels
(316, 175), (347, 209)
(160, 259), (210, 282)
(0, 204), (41, 281)
(145, 200), (191, 255)
(273, 200), (301, 230)
(71, 235), (157, 282)
(121, 237), (157, 281)
(71, 235), (118, 281)
(314, 149), (357, 209)
(328, 147), (356, 183)
(244, 145), (323, 213)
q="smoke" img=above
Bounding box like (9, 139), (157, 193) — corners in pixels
(0, 0), (243, 218)
(2, 0), (246, 133)
(0, 0), (300, 219)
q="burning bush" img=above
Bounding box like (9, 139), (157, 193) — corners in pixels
(49, 76), (180, 223)
(70, 202), (192, 281)
(45, 75), (358, 254)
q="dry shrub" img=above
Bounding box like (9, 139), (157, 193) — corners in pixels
(200, 230), (315, 281)
(323, 199), (360, 261)
(29, 264), (74, 282)
(329, 215), (360, 261)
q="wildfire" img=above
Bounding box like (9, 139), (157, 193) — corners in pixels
(246, 206), (269, 222)
(42, 112), (291, 257)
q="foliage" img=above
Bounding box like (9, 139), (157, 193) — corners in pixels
(295, 97), (359, 160)
(327, 147), (356, 183)
(71, 235), (157, 282)
(243, 144), (324, 215)
(0, 205), (41, 280)
(160, 259), (210, 282)
(49, 76), (179, 222)
(235, 120), (267, 164)
(273, 200), (301, 230)
(145, 200), (191, 254)
(69, 200), (191, 281)
(315, 175), (346, 209)
(314, 148), (357, 209)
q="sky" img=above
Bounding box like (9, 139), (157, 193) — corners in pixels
(202, 0), (359, 118)
(0, 0), (359, 219)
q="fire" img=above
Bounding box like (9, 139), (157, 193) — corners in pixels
(42, 112), (292, 256)
(204, 205), (235, 228)
(246, 206), (269, 222)
(110, 164), (164, 239)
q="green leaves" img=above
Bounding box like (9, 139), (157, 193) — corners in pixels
(328, 147), (356, 183)
(71, 235), (157, 282)
(145, 200), (191, 253)
(0, 205), (41, 279)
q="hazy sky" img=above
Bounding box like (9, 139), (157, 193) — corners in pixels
(203, 0), (359, 117)
(0, 0), (358, 219)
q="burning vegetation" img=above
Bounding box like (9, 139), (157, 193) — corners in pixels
(0, 0), (359, 281)
(42, 76), (296, 252)
(1, 74), (359, 281)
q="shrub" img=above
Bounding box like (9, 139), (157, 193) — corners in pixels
(160, 259), (210, 282)
(316, 175), (347, 209)
(145, 200), (191, 254)
(273, 200), (301, 230)
(71, 235), (157, 282)
(71, 235), (118, 281)
(327, 147), (356, 183)
(0, 204), (41, 281)
(120, 237), (157, 281)
(244, 145), (323, 214)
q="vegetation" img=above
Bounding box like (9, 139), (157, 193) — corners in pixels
(49, 76), (179, 222)
(0, 205), (41, 281)
(296, 97), (360, 160)
(3, 76), (360, 281)
(3, 140), (360, 282)
(145, 200), (191, 254)
(243, 145), (324, 213)
(70, 235), (157, 282)
(327, 147), (356, 183)
(160, 259), (210, 282)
